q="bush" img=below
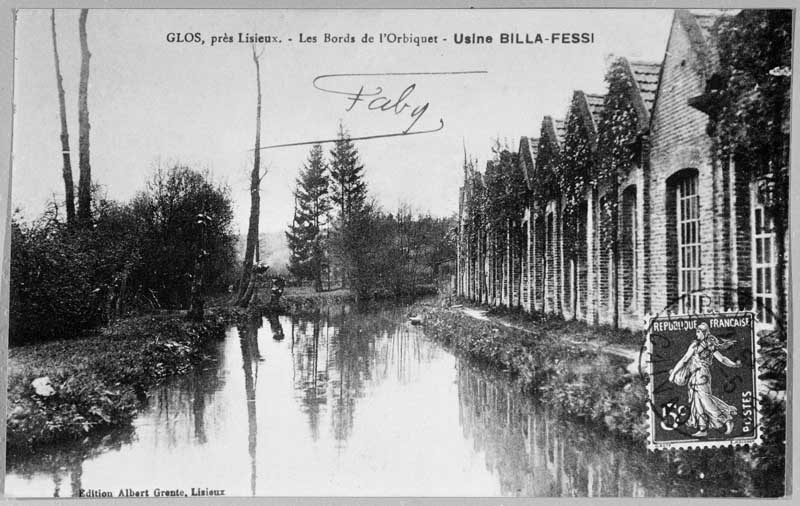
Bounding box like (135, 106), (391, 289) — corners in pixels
(9, 165), (237, 346)
(9, 208), (132, 345)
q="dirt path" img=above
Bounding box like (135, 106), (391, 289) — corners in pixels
(456, 306), (642, 374)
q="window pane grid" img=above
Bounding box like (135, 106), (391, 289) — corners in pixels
(752, 195), (776, 324)
(677, 177), (701, 313)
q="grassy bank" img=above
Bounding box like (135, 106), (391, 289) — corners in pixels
(6, 314), (226, 458)
(414, 303), (650, 441)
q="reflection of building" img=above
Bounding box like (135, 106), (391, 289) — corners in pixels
(455, 361), (753, 496)
(457, 9), (788, 330)
(457, 362), (654, 496)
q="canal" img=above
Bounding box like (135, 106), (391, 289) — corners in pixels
(5, 304), (744, 497)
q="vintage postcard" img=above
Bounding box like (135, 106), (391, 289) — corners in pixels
(1, 5), (794, 499)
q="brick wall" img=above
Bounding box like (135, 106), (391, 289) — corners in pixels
(649, 17), (715, 314)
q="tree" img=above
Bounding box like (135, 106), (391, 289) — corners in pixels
(329, 123), (367, 223)
(51, 10), (75, 226)
(130, 165), (236, 309)
(76, 9), (92, 226)
(286, 144), (331, 291)
(237, 44), (267, 306)
(328, 124), (368, 289)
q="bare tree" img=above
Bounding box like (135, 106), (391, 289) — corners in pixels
(51, 10), (75, 226)
(237, 44), (267, 307)
(76, 9), (92, 226)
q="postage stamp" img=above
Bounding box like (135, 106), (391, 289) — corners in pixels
(645, 312), (760, 450)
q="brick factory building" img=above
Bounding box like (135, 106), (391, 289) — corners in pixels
(456, 9), (790, 331)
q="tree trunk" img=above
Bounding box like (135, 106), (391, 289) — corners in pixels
(76, 9), (92, 226)
(51, 10), (75, 226)
(237, 45), (263, 306)
(314, 212), (322, 292)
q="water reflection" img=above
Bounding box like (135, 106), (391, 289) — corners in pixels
(456, 361), (750, 497)
(5, 304), (747, 497)
(237, 314), (261, 496)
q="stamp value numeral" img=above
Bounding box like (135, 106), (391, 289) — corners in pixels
(660, 401), (690, 431)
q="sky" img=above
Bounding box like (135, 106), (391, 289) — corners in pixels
(12, 9), (674, 235)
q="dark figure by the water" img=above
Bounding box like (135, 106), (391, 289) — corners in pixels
(270, 277), (285, 305)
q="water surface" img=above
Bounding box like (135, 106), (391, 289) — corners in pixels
(5, 304), (744, 497)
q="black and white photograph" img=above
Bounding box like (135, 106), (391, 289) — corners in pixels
(1, 5), (794, 499)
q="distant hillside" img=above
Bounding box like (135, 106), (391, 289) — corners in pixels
(235, 231), (290, 275)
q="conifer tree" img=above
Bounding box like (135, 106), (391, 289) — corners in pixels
(329, 123), (367, 222)
(286, 144), (331, 291)
(328, 124), (370, 291)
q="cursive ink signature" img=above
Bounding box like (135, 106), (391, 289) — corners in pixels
(313, 73), (438, 134)
(255, 71), (486, 151)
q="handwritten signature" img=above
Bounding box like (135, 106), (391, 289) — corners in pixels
(313, 73), (440, 134)
(255, 71), (485, 150)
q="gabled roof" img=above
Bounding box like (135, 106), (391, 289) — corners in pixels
(554, 119), (566, 146)
(567, 91), (605, 151)
(538, 116), (562, 155)
(585, 93), (605, 127)
(628, 61), (660, 115)
(616, 57), (661, 134)
(674, 9), (735, 82)
(535, 116), (562, 177)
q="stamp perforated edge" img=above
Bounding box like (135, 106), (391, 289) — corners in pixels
(644, 310), (764, 451)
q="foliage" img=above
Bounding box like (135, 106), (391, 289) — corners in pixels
(286, 144), (332, 290)
(712, 10), (792, 180)
(329, 123), (368, 222)
(9, 165), (236, 345)
(480, 144), (526, 267)
(710, 12), (791, 495)
(129, 165), (237, 308)
(463, 160), (485, 250)
(419, 303), (768, 495)
(532, 126), (560, 205)
(559, 96), (594, 258)
(9, 198), (137, 345)
(596, 58), (640, 250)
(713, 9), (791, 321)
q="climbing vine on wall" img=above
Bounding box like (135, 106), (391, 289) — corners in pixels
(532, 130), (560, 206)
(710, 11), (791, 496)
(461, 157), (485, 269)
(595, 58), (640, 251)
(559, 100), (593, 258)
(484, 143), (526, 253)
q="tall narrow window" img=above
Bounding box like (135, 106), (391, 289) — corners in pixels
(608, 249), (615, 314)
(677, 176), (701, 313)
(631, 194), (638, 308)
(570, 259), (577, 315)
(621, 186), (637, 309)
(752, 189), (775, 325)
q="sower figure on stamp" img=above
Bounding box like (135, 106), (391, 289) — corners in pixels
(668, 322), (742, 437)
